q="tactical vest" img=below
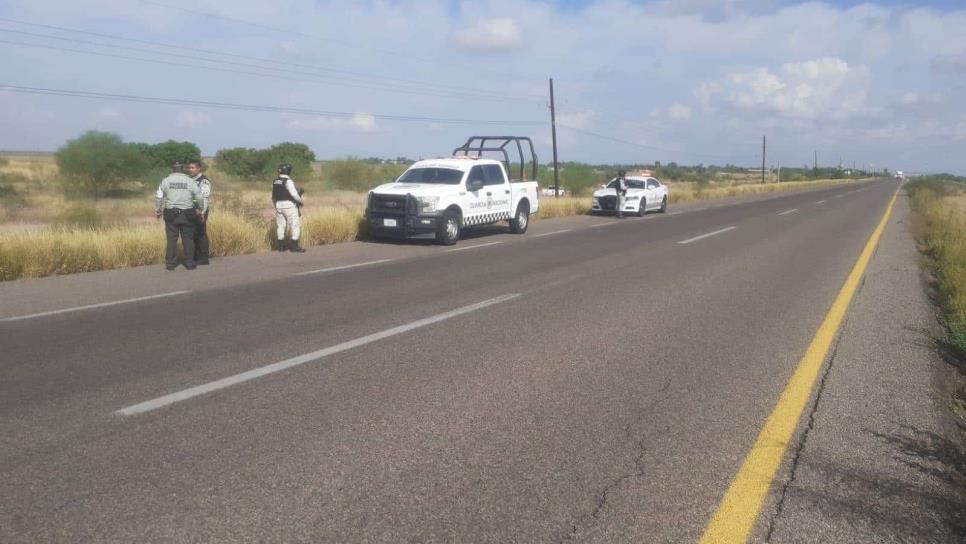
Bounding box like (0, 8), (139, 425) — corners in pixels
(272, 178), (295, 203)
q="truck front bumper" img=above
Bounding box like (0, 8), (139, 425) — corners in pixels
(365, 211), (443, 238)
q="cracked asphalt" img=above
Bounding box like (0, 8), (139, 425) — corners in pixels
(2, 180), (962, 542)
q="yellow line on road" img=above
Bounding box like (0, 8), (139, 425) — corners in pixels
(698, 188), (899, 544)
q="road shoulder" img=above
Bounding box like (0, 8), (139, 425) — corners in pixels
(761, 192), (966, 542)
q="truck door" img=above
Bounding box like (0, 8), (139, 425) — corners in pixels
(483, 164), (512, 221)
(463, 165), (489, 226)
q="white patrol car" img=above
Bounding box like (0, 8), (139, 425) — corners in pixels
(591, 175), (669, 216)
(365, 137), (540, 245)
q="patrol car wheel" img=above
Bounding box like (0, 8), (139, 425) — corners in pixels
(637, 198), (647, 217)
(436, 211), (461, 245)
(509, 203), (529, 234)
(659, 195), (668, 213)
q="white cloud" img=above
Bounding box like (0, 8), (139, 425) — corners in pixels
(175, 110), (210, 129)
(696, 58), (873, 121)
(449, 18), (523, 53)
(557, 110), (595, 130)
(667, 103), (693, 121)
(97, 108), (122, 119)
(287, 113), (378, 133)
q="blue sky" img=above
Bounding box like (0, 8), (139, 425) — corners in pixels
(1, 1), (965, 174)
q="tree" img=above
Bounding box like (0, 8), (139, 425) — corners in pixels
(263, 142), (316, 177)
(147, 140), (201, 168)
(55, 131), (151, 196)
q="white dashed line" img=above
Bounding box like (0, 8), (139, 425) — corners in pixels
(534, 229), (572, 237)
(669, 211), (684, 215)
(295, 259), (393, 276)
(815, 200), (826, 204)
(115, 294), (522, 416)
(678, 226), (737, 245)
(1, 291), (190, 322)
(777, 208), (798, 216)
(835, 194), (844, 198)
(446, 241), (503, 252)
(590, 222), (618, 228)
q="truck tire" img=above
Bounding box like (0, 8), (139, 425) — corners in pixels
(509, 202), (530, 234)
(436, 210), (461, 245)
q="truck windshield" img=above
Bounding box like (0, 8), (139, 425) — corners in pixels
(397, 168), (464, 185)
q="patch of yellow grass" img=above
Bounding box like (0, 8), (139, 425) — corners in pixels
(536, 197), (592, 219)
(300, 207), (364, 245)
(909, 183), (966, 353)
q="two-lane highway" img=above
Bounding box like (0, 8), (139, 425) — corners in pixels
(1, 180), (899, 542)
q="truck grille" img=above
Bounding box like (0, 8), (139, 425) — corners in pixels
(370, 194), (413, 216)
(598, 195), (617, 210)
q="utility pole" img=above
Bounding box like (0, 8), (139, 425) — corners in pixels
(549, 78), (560, 198)
(814, 150), (818, 170)
(762, 135), (766, 184)
(777, 160), (781, 183)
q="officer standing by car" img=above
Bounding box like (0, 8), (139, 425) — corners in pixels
(156, 161), (204, 270)
(186, 160), (212, 265)
(272, 163), (306, 253)
(615, 169), (628, 219)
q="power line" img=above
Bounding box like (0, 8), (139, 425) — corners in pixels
(0, 35), (539, 105)
(0, 84), (545, 126)
(138, 0), (545, 85)
(0, 17), (543, 104)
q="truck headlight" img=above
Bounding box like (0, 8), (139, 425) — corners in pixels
(592, 197), (599, 204)
(417, 196), (439, 213)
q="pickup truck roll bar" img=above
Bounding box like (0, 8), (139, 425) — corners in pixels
(453, 136), (538, 182)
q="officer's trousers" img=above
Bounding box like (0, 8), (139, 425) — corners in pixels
(194, 210), (209, 264)
(275, 205), (301, 241)
(164, 208), (197, 268)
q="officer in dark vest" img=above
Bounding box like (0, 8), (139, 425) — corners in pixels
(186, 160), (212, 265)
(615, 169), (628, 219)
(272, 163), (306, 252)
(155, 161), (203, 270)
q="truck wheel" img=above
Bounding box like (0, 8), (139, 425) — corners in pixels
(659, 195), (668, 213)
(509, 202), (530, 234)
(436, 211), (461, 245)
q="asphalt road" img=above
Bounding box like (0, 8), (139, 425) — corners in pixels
(2, 179), (938, 542)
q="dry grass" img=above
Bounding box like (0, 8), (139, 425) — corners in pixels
(666, 178), (851, 204)
(0, 153), (862, 281)
(536, 197), (592, 219)
(908, 181), (966, 356)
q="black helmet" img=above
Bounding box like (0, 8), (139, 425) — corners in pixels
(617, 169), (626, 177)
(171, 161), (185, 172)
(278, 163), (293, 175)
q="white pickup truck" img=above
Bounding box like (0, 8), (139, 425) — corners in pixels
(365, 136), (540, 245)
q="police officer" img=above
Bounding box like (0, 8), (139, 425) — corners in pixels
(615, 169), (628, 219)
(272, 163), (306, 253)
(155, 161), (204, 270)
(186, 160), (212, 265)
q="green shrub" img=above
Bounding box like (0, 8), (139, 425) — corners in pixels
(56, 131), (152, 196)
(214, 142), (316, 179)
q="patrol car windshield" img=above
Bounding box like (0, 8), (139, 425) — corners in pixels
(607, 179), (647, 189)
(397, 168), (464, 185)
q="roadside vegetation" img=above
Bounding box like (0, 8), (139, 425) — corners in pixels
(906, 175), (966, 421)
(1, 131), (869, 281)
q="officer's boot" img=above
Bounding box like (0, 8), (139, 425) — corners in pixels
(276, 239), (287, 252)
(290, 239), (306, 253)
